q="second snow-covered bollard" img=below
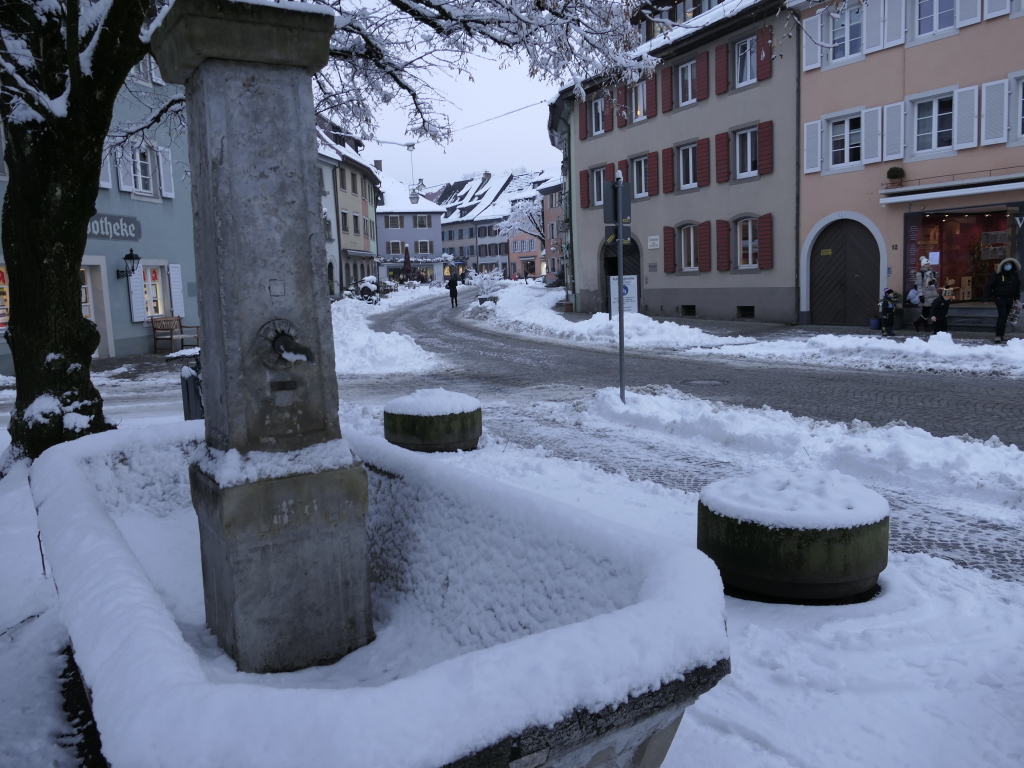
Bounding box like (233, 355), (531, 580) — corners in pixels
(383, 389), (482, 452)
(697, 469), (890, 602)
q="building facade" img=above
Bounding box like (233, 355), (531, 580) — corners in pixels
(551, 0), (799, 322)
(375, 172), (448, 282)
(795, 0), (1024, 325)
(540, 180), (566, 277)
(0, 56), (198, 375)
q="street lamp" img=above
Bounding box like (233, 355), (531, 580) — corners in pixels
(117, 248), (141, 279)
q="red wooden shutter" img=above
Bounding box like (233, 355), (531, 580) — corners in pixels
(756, 27), (772, 81)
(579, 101), (588, 140)
(605, 162), (615, 182)
(716, 220), (731, 271)
(757, 120), (774, 175)
(715, 44), (729, 94)
(646, 76), (658, 118)
(663, 226), (676, 273)
(647, 152), (660, 196)
(579, 169), (590, 208)
(661, 67), (674, 112)
(697, 221), (712, 271)
(662, 147), (675, 193)
(715, 132), (730, 183)
(695, 51), (709, 101)
(696, 138), (711, 187)
(617, 87), (627, 128)
(757, 213), (773, 269)
(618, 159), (629, 183)
(604, 96), (614, 132)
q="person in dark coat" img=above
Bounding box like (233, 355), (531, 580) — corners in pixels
(983, 257), (1022, 342)
(446, 275), (459, 308)
(879, 288), (897, 337)
(929, 288), (953, 334)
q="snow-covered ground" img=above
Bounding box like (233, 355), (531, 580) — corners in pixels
(468, 281), (1024, 377)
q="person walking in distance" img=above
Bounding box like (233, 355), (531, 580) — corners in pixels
(929, 285), (953, 334)
(879, 288), (897, 337)
(447, 274), (459, 308)
(983, 257), (1022, 343)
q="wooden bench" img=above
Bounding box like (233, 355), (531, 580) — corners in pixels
(153, 316), (200, 354)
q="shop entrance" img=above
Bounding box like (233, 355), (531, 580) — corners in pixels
(810, 220), (879, 325)
(601, 237), (641, 312)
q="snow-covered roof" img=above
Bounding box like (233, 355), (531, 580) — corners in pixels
(377, 172), (445, 214)
(316, 128), (380, 181)
(434, 169), (562, 226)
(632, 0), (767, 56)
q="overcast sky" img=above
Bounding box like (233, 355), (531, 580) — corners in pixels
(365, 57), (563, 194)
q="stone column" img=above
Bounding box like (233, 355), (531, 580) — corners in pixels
(151, 0), (374, 673)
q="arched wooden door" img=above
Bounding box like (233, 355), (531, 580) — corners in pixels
(810, 220), (880, 325)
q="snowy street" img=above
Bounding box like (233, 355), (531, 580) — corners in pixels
(2, 286), (1023, 766)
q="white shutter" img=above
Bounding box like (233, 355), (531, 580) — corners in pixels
(802, 12), (822, 71)
(957, 0), (982, 25)
(803, 120), (822, 173)
(168, 264), (184, 318)
(158, 147), (175, 198)
(884, 0), (905, 47)
(954, 86), (979, 149)
(128, 270), (146, 322)
(864, 0), (885, 52)
(862, 107), (883, 164)
(98, 148), (111, 189)
(116, 149), (134, 192)
(984, 0), (1010, 17)
(883, 102), (905, 160)
(981, 79), (1009, 145)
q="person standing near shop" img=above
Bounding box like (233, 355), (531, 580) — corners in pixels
(929, 286), (953, 334)
(983, 257), (1022, 343)
(879, 288), (897, 337)
(913, 279), (938, 332)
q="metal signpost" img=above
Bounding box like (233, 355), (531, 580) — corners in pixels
(604, 174), (631, 403)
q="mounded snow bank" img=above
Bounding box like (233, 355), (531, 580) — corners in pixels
(383, 388), (481, 417)
(32, 425), (728, 768)
(700, 469), (889, 530)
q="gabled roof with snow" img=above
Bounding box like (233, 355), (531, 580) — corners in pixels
(316, 127), (380, 182)
(434, 169), (562, 226)
(377, 171), (445, 214)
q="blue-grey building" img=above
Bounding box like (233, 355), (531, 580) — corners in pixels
(375, 170), (448, 282)
(0, 56), (198, 375)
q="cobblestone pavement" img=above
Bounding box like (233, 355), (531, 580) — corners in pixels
(362, 295), (1024, 582)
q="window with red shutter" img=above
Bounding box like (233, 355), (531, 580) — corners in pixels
(605, 163), (615, 184)
(578, 100), (588, 141)
(756, 27), (772, 81)
(663, 226), (676, 273)
(757, 121), (773, 175)
(646, 76), (657, 118)
(661, 147), (675, 193)
(695, 51), (709, 101)
(647, 152), (659, 196)
(661, 67), (674, 112)
(696, 138), (711, 187)
(617, 86), (628, 128)
(697, 221), (712, 271)
(579, 169), (590, 208)
(604, 97), (614, 132)
(757, 213), (773, 269)
(716, 220), (731, 271)
(715, 44), (729, 95)
(715, 133), (730, 183)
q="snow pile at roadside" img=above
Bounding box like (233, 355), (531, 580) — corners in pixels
(0, 374), (14, 387)
(331, 288), (439, 375)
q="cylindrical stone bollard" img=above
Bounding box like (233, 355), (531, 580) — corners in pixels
(697, 469), (889, 602)
(383, 389), (482, 452)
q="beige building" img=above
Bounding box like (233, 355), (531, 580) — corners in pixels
(795, 0), (1024, 325)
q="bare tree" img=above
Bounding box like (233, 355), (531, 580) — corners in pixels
(0, 0), (652, 468)
(498, 196), (544, 243)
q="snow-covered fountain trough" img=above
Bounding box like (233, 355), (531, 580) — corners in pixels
(697, 469), (890, 602)
(32, 424), (730, 767)
(383, 389), (483, 453)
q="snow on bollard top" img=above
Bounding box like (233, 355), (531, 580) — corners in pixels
(384, 388), (481, 417)
(700, 468), (889, 530)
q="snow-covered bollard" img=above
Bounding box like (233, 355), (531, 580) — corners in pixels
(383, 389), (482, 452)
(697, 469), (889, 602)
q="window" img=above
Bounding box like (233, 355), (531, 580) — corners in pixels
(917, 0), (955, 35)
(386, 215), (401, 229)
(363, 217), (370, 236)
(678, 61), (697, 106)
(593, 167), (606, 205)
(737, 218), (758, 268)
(351, 172), (358, 192)
(478, 226), (487, 237)
(489, 225), (498, 237)
(340, 211), (349, 232)
(142, 265), (165, 316)
(1020, 80), (1024, 136)
(831, 7), (863, 60)
(915, 96), (954, 152)
(386, 241), (402, 255)
(679, 225), (698, 270)
(736, 127), (758, 177)
(549, 221), (557, 240)
(416, 240), (432, 254)
(830, 116), (862, 165)
(415, 214), (431, 228)
(323, 211), (333, 241)
(678, 144), (697, 188)
(631, 83), (647, 121)
(592, 98), (605, 134)
(458, 228), (464, 239)
(353, 216), (360, 235)
(633, 156), (648, 197)
(339, 171), (347, 191)
(467, 245), (475, 256)
(132, 145), (156, 196)
(130, 56), (157, 85)
(736, 37), (757, 87)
